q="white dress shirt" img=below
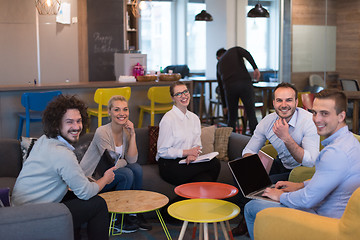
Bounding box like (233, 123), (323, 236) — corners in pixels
(156, 105), (202, 160)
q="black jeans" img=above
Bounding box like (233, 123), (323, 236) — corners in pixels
(268, 157), (292, 184)
(224, 81), (258, 134)
(158, 157), (221, 186)
(61, 191), (109, 240)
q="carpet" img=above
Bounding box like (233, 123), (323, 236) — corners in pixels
(109, 219), (251, 240)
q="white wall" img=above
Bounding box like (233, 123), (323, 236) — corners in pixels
(0, 0), (79, 85)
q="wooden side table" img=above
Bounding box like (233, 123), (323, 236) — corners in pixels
(168, 199), (240, 240)
(100, 190), (171, 239)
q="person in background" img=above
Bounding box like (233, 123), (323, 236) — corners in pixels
(216, 47), (261, 134)
(81, 95), (151, 233)
(12, 95), (115, 240)
(156, 81), (221, 185)
(245, 89), (360, 239)
(232, 82), (319, 236)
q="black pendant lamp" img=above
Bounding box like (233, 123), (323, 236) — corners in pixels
(195, 10), (213, 21)
(247, 2), (270, 18)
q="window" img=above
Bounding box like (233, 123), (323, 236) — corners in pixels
(246, 1), (279, 72)
(140, 1), (173, 73)
(187, 2), (206, 73)
(140, 0), (206, 74)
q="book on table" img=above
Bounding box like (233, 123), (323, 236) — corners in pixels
(179, 152), (219, 164)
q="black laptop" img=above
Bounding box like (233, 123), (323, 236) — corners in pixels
(228, 154), (277, 202)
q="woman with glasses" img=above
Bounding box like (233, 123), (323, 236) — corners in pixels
(156, 81), (221, 186)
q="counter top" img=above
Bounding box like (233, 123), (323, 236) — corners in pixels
(0, 80), (192, 92)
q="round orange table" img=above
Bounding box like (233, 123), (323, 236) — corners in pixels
(174, 182), (238, 199)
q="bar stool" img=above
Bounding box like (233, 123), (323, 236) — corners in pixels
(138, 86), (173, 128)
(87, 87), (131, 131)
(17, 91), (62, 139)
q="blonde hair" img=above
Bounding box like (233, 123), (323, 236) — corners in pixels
(108, 95), (128, 111)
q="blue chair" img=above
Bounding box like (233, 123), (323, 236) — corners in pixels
(17, 91), (62, 139)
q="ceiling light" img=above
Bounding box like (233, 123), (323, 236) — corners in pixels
(195, 10), (213, 21)
(247, 3), (270, 18)
(35, 0), (61, 15)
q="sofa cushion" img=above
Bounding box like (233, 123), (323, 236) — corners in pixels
(148, 126), (159, 164)
(214, 127), (233, 161)
(0, 188), (10, 207)
(200, 125), (216, 154)
(0, 139), (22, 178)
(0, 178), (17, 195)
(20, 137), (38, 162)
(73, 133), (94, 163)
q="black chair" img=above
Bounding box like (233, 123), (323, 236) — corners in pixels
(340, 79), (360, 119)
(163, 65), (190, 79)
(340, 79), (360, 91)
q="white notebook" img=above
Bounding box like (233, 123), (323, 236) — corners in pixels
(179, 152), (219, 164)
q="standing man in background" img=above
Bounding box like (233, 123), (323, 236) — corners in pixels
(216, 47), (261, 134)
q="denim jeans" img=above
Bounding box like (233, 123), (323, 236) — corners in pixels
(244, 199), (284, 240)
(101, 163), (143, 192)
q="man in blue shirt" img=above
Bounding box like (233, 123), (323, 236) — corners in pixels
(243, 82), (319, 182)
(244, 89), (360, 240)
(232, 82), (319, 236)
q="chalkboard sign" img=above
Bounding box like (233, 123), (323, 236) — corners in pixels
(87, 0), (124, 82)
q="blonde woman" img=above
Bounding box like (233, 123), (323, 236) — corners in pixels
(81, 95), (150, 232)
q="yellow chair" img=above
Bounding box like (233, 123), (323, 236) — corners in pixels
(260, 144), (278, 159)
(137, 86), (173, 128)
(87, 87), (131, 130)
(254, 187), (360, 240)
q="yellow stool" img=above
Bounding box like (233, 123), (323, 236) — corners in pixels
(168, 199), (240, 240)
(87, 87), (131, 131)
(138, 86), (173, 128)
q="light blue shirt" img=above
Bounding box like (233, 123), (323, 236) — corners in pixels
(243, 107), (319, 168)
(280, 126), (360, 218)
(156, 105), (202, 160)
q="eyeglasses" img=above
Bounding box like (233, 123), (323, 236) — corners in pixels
(173, 89), (190, 97)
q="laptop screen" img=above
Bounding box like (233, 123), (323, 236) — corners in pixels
(228, 154), (273, 196)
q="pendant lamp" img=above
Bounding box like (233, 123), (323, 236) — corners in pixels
(35, 0), (61, 15)
(247, 2), (270, 18)
(195, 10), (213, 21)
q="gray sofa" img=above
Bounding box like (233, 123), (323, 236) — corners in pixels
(0, 127), (250, 239)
